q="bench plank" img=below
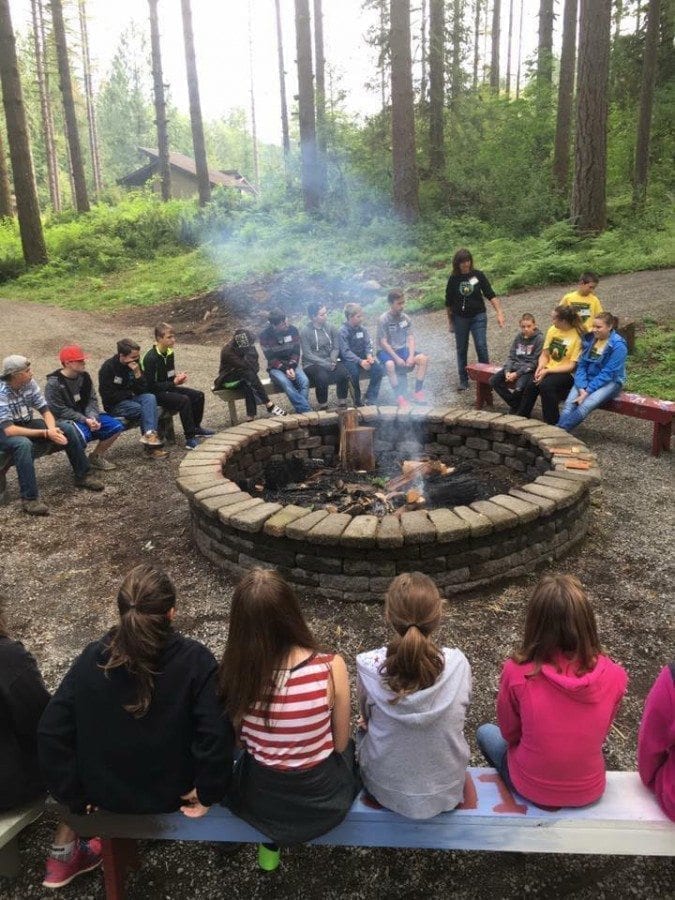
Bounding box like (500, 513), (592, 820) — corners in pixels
(0, 800), (44, 878)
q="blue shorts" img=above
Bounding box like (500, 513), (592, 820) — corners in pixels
(73, 413), (125, 444)
(378, 347), (424, 365)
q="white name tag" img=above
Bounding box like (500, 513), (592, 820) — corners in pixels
(579, 307), (590, 318)
(469, 276), (479, 286)
(283, 335), (293, 343)
(113, 376), (123, 384)
(167, 369), (175, 378)
(399, 320), (408, 328)
(356, 331), (364, 338)
(73, 394), (81, 402)
(19, 404), (29, 419)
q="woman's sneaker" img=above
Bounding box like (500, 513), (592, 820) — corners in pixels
(42, 839), (102, 889)
(268, 405), (286, 417)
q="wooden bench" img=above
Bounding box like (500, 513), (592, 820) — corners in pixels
(60, 768), (673, 899)
(466, 362), (674, 457)
(0, 800), (43, 879)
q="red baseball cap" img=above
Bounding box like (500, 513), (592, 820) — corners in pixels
(59, 344), (89, 366)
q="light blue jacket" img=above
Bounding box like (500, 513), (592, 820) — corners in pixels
(574, 330), (627, 393)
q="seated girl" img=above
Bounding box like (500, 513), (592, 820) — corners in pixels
(477, 574), (627, 808)
(557, 312), (627, 433)
(638, 663), (674, 821)
(356, 572), (471, 819)
(518, 306), (583, 425)
(38, 565), (233, 820)
(219, 569), (358, 869)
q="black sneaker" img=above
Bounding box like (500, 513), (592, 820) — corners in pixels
(74, 474), (105, 492)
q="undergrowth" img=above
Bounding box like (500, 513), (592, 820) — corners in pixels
(624, 321), (675, 400)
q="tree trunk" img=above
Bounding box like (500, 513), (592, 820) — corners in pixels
(505, 0), (514, 98)
(482, 0), (490, 83)
(31, 0), (60, 211)
(0, 126), (12, 217)
(552, 0), (578, 191)
(633, 0), (661, 205)
(390, 0), (419, 221)
(473, 0), (481, 90)
(51, 0), (90, 213)
(37, 0), (60, 209)
(148, 0), (171, 201)
(537, 0), (554, 89)
(181, 0), (210, 205)
(428, 0), (445, 172)
(294, 0), (320, 211)
(420, 0), (427, 105)
(380, 0), (388, 112)
(0, 0), (47, 262)
(313, 0), (328, 194)
(515, 0), (524, 97)
(490, 0), (501, 93)
(613, 0), (622, 40)
(248, 0), (259, 192)
(571, 0), (612, 234)
(274, 0), (290, 167)
(78, 0), (102, 194)
(450, 0), (462, 106)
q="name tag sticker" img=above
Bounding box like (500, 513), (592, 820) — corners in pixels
(19, 404), (29, 419)
(356, 331), (364, 338)
(400, 321), (408, 328)
(469, 276), (479, 286)
(167, 369), (175, 378)
(73, 394), (81, 402)
(113, 376), (123, 384)
(283, 335), (293, 343)
(580, 307), (590, 317)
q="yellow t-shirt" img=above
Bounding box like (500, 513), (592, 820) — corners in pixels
(587, 338), (608, 360)
(561, 291), (603, 332)
(543, 325), (582, 371)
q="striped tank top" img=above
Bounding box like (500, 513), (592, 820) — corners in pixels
(240, 652), (335, 771)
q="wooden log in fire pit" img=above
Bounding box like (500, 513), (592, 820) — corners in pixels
(339, 409), (375, 471)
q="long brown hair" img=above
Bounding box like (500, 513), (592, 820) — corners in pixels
(218, 568), (318, 724)
(452, 248), (473, 275)
(553, 304), (584, 336)
(512, 574), (601, 675)
(380, 573), (445, 697)
(102, 564), (176, 718)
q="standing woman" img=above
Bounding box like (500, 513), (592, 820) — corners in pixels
(38, 565), (233, 819)
(557, 313), (627, 433)
(518, 305), (583, 424)
(219, 569), (358, 869)
(445, 248), (505, 391)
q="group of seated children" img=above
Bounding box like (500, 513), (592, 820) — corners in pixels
(0, 324), (215, 515)
(215, 291), (429, 420)
(489, 272), (628, 431)
(2, 566), (671, 888)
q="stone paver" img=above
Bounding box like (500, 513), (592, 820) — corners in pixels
(426, 508), (471, 542)
(340, 516), (380, 546)
(399, 510), (436, 544)
(285, 509), (330, 539)
(488, 493), (541, 524)
(263, 504), (311, 537)
(377, 515), (404, 548)
(230, 502), (283, 533)
(453, 505), (494, 535)
(470, 500), (520, 530)
(308, 513), (353, 543)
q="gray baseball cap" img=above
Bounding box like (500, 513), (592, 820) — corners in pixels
(1, 355), (31, 378)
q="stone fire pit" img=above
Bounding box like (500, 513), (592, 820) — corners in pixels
(177, 407), (601, 602)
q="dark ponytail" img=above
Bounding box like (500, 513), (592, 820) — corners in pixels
(554, 304), (584, 336)
(380, 572), (444, 698)
(102, 564), (176, 718)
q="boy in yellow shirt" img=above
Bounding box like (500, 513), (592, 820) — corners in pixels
(560, 271), (603, 333)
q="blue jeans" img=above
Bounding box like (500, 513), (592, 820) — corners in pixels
(454, 312), (489, 387)
(344, 360), (384, 403)
(0, 418), (91, 500)
(110, 395), (159, 434)
(557, 382), (622, 432)
(476, 723), (514, 791)
(268, 368), (311, 413)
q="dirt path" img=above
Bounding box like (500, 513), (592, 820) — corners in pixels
(0, 269), (673, 899)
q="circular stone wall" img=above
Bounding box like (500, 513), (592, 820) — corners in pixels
(178, 406), (600, 602)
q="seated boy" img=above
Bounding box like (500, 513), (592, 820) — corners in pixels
(142, 323), (214, 450)
(377, 290), (428, 409)
(45, 344), (124, 470)
(338, 303), (384, 406)
(214, 329), (286, 421)
(560, 271), (603, 333)
(299, 302), (350, 410)
(489, 314), (544, 412)
(259, 309), (311, 414)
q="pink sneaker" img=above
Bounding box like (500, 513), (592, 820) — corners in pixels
(411, 390), (427, 404)
(42, 839), (102, 889)
(397, 396), (411, 410)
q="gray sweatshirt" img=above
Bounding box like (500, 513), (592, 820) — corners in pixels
(356, 646), (471, 819)
(299, 322), (340, 370)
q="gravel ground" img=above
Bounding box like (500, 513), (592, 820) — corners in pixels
(0, 269), (673, 899)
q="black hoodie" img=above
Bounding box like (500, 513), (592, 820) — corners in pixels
(38, 631), (234, 814)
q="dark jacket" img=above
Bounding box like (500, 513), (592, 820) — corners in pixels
(142, 346), (178, 394)
(338, 322), (375, 364)
(37, 631), (234, 815)
(0, 637), (50, 810)
(98, 356), (151, 411)
(215, 330), (261, 389)
(44, 369), (100, 423)
(259, 324), (301, 372)
(503, 329), (545, 376)
(445, 269), (496, 318)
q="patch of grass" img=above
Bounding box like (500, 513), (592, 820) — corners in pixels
(625, 322), (675, 400)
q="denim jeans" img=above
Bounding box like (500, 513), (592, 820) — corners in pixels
(557, 382), (622, 432)
(0, 418), (91, 499)
(344, 360), (384, 403)
(268, 367), (311, 413)
(476, 723), (514, 791)
(454, 312), (489, 387)
(110, 394), (159, 434)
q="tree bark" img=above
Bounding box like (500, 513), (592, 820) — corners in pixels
(0, 0), (47, 262)
(181, 0), (210, 205)
(515, 0), (524, 97)
(274, 0), (291, 163)
(0, 126), (12, 217)
(51, 0), (90, 213)
(313, 0), (328, 194)
(294, 0), (320, 211)
(428, 0), (445, 172)
(148, 0), (171, 200)
(390, 0), (419, 221)
(78, 0), (102, 194)
(633, 0), (661, 205)
(552, 0), (578, 191)
(505, 0), (514, 98)
(420, 0), (427, 105)
(537, 0), (554, 89)
(473, 0), (481, 90)
(450, 0), (462, 106)
(571, 0), (612, 234)
(490, 0), (501, 93)
(31, 0), (60, 211)
(36, 0), (60, 208)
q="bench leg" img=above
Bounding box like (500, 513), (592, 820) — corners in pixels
(654, 421), (671, 456)
(475, 382), (493, 411)
(228, 400), (239, 427)
(0, 837), (20, 879)
(101, 838), (139, 900)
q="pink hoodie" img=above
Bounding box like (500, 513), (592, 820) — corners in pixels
(638, 664), (675, 821)
(497, 653), (628, 807)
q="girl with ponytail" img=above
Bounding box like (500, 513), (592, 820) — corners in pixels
(356, 573), (471, 819)
(38, 564), (233, 818)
